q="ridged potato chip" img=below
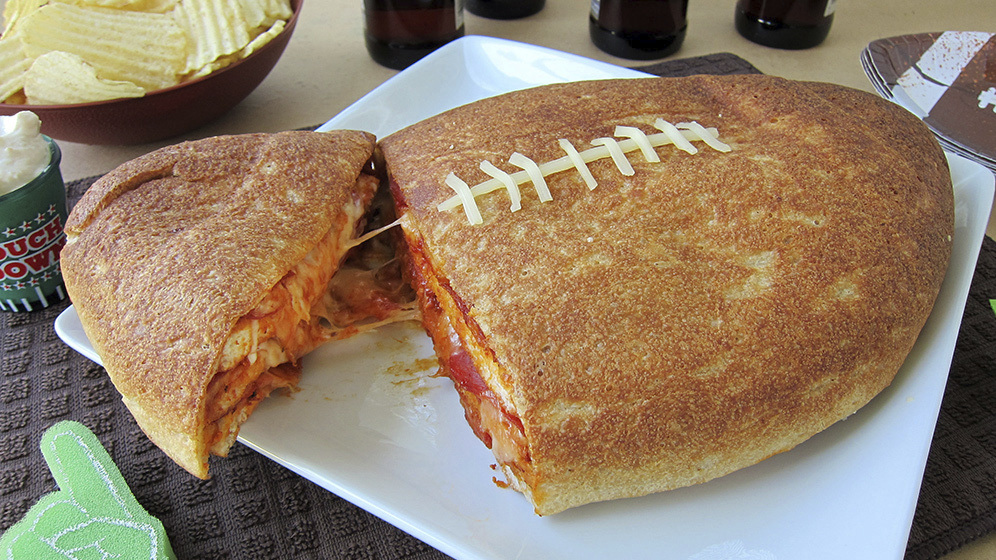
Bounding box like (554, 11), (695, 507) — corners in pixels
(0, 31), (31, 102)
(238, 0), (270, 30)
(172, 0), (252, 75)
(64, 0), (180, 13)
(174, 0), (292, 78)
(0, 0), (293, 105)
(19, 3), (187, 91)
(24, 50), (146, 104)
(264, 0), (292, 20)
(2, 0), (47, 34)
(241, 0), (291, 29)
(185, 18), (286, 80)
(242, 19), (286, 58)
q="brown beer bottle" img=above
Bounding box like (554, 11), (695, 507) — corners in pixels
(467, 0), (545, 19)
(734, 0), (835, 49)
(364, 0), (465, 70)
(589, 0), (688, 60)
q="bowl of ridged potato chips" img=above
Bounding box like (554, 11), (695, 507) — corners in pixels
(0, 0), (300, 145)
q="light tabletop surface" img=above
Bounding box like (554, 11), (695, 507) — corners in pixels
(8, 0), (996, 558)
(45, 0), (996, 240)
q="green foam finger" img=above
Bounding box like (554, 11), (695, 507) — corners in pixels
(0, 421), (176, 560)
(42, 424), (134, 521)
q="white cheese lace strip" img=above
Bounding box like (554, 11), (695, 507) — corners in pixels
(591, 137), (635, 176)
(654, 118), (697, 154)
(677, 121), (732, 153)
(615, 126), (660, 163)
(436, 121), (727, 214)
(444, 172), (483, 225)
(558, 138), (598, 190)
(480, 160), (522, 211)
(509, 152), (553, 202)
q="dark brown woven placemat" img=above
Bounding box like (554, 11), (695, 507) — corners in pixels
(1, 52), (994, 560)
(905, 234), (996, 559)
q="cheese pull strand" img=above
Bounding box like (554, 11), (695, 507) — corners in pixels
(437, 119), (730, 219)
(344, 216), (404, 250)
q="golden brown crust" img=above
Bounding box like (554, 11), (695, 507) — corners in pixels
(380, 75), (954, 514)
(60, 130), (377, 478)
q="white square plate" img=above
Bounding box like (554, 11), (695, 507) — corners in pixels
(56, 36), (995, 560)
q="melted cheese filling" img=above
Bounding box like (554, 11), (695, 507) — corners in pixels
(403, 219), (533, 489)
(204, 173), (417, 455)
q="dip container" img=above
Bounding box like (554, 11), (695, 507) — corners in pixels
(0, 137), (68, 312)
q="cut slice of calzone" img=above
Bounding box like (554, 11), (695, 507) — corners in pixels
(61, 130), (416, 478)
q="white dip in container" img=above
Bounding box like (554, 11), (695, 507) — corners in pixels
(0, 111), (52, 196)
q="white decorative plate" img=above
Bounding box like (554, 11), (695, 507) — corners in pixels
(57, 36), (995, 560)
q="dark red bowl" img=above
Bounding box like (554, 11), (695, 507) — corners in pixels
(0, 0), (302, 145)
